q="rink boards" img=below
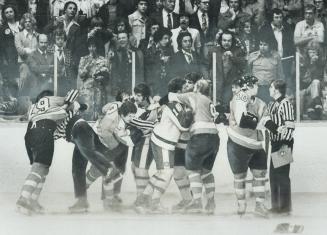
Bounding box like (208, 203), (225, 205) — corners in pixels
(0, 122), (326, 193)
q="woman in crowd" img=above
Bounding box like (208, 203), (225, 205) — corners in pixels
(268, 79), (295, 215)
(145, 27), (174, 96)
(78, 37), (110, 121)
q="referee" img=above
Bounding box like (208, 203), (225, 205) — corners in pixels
(268, 79), (295, 215)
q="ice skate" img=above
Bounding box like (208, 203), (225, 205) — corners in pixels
(133, 194), (151, 214)
(30, 200), (45, 214)
(68, 197), (89, 213)
(103, 196), (122, 212)
(237, 201), (247, 217)
(16, 197), (33, 216)
(205, 198), (216, 215)
(184, 199), (203, 214)
(113, 195), (123, 204)
(254, 202), (269, 218)
(171, 200), (191, 214)
(149, 200), (169, 214)
(274, 223), (304, 233)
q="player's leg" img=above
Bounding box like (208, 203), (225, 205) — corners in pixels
(172, 147), (192, 213)
(201, 134), (220, 214)
(69, 146), (89, 213)
(249, 149), (269, 217)
(227, 138), (253, 216)
(86, 164), (102, 189)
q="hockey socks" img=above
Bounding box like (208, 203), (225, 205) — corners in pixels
(174, 166), (192, 201)
(201, 171), (215, 200)
(86, 165), (101, 188)
(187, 171), (203, 200)
(252, 170), (267, 203)
(19, 163), (49, 201)
(132, 166), (150, 196)
(151, 168), (173, 201)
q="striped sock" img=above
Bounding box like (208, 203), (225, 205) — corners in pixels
(102, 177), (114, 200)
(151, 170), (173, 200)
(113, 178), (123, 196)
(201, 172), (215, 200)
(234, 177), (246, 203)
(253, 176), (266, 203)
(134, 167), (150, 196)
(174, 166), (192, 201)
(31, 176), (46, 202)
(188, 171), (203, 200)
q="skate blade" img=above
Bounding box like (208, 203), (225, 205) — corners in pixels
(133, 206), (148, 214)
(16, 206), (32, 216)
(68, 208), (88, 214)
(252, 211), (269, 219)
(184, 209), (203, 214)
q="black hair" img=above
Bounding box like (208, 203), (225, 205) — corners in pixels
(113, 18), (131, 34)
(118, 101), (137, 116)
(177, 31), (193, 50)
(184, 72), (202, 84)
(134, 83), (151, 101)
(168, 77), (186, 93)
(64, 1), (78, 12)
(54, 29), (67, 41)
(1, 4), (18, 23)
(217, 30), (236, 47)
(271, 79), (287, 96)
(35, 90), (54, 103)
(153, 27), (172, 43)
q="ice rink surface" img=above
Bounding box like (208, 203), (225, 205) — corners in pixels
(1, 192), (326, 235)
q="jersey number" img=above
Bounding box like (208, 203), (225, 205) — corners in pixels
(35, 97), (50, 112)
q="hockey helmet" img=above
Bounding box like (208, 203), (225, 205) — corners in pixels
(236, 75), (258, 90)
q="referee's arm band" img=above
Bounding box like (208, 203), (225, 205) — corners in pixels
(264, 120), (278, 134)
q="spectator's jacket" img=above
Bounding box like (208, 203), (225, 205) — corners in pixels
(48, 45), (75, 80)
(14, 30), (38, 62)
(27, 49), (54, 80)
(170, 50), (201, 78)
(190, 9), (217, 43)
(128, 11), (148, 47)
(150, 9), (179, 29)
(0, 22), (19, 66)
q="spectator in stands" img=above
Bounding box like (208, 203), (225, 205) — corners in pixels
(113, 17), (138, 48)
(208, 30), (247, 105)
(248, 34), (284, 103)
(27, 34), (54, 96)
(78, 37), (110, 121)
(300, 41), (324, 120)
(171, 31), (201, 78)
(150, 0), (179, 30)
(138, 19), (160, 54)
(34, 0), (50, 32)
(111, 31), (144, 96)
(0, 4), (19, 99)
(259, 8), (295, 93)
(294, 4), (324, 55)
(237, 16), (258, 60)
(190, 0), (217, 43)
(314, 0), (327, 46)
(145, 27), (174, 96)
(98, 0), (125, 30)
(15, 13), (38, 97)
(128, 0), (149, 47)
(243, 0), (265, 28)
(48, 29), (75, 96)
(87, 16), (113, 57)
(171, 13), (201, 54)
(217, 0), (250, 33)
(5, 0), (28, 19)
(266, 0), (303, 25)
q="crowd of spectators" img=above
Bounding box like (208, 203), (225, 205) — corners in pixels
(0, 0), (327, 121)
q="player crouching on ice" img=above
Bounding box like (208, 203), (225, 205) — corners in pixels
(67, 100), (141, 213)
(16, 89), (80, 215)
(227, 75), (286, 217)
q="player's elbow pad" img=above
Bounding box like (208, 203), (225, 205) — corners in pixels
(239, 112), (258, 129)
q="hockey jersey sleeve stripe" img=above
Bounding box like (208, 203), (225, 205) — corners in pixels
(166, 108), (189, 132)
(130, 118), (155, 130)
(64, 89), (79, 104)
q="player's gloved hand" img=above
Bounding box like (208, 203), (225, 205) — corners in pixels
(64, 89), (79, 105)
(239, 112), (258, 129)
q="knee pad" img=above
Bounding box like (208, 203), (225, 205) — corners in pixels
(174, 166), (187, 179)
(251, 169), (267, 179)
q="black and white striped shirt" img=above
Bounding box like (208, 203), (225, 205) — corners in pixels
(267, 96), (295, 142)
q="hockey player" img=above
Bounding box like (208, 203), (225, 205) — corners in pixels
(171, 72), (201, 213)
(168, 78), (220, 214)
(16, 89), (79, 215)
(67, 101), (141, 213)
(135, 78), (192, 213)
(227, 75), (283, 217)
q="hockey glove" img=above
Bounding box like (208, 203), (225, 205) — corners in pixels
(239, 112), (258, 129)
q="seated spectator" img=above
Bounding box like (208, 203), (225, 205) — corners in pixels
(248, 34), (284, 103)
(300, 41), (324, 120)
(171, 31), (201, 78)
(294, 4), (324, 56)
(171, 13), (201, 54)
(145, 27), (174, 96)
(237, 16), (258, 60)
(26, 34), (54, 96)
(78, 37), (110, 121)
(0, 4), (19, 99)
(14, 13), (38, 97)
(128, 0), (149, 47)
(113, 17), (138, 48)
(208, 30), (247, 105)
